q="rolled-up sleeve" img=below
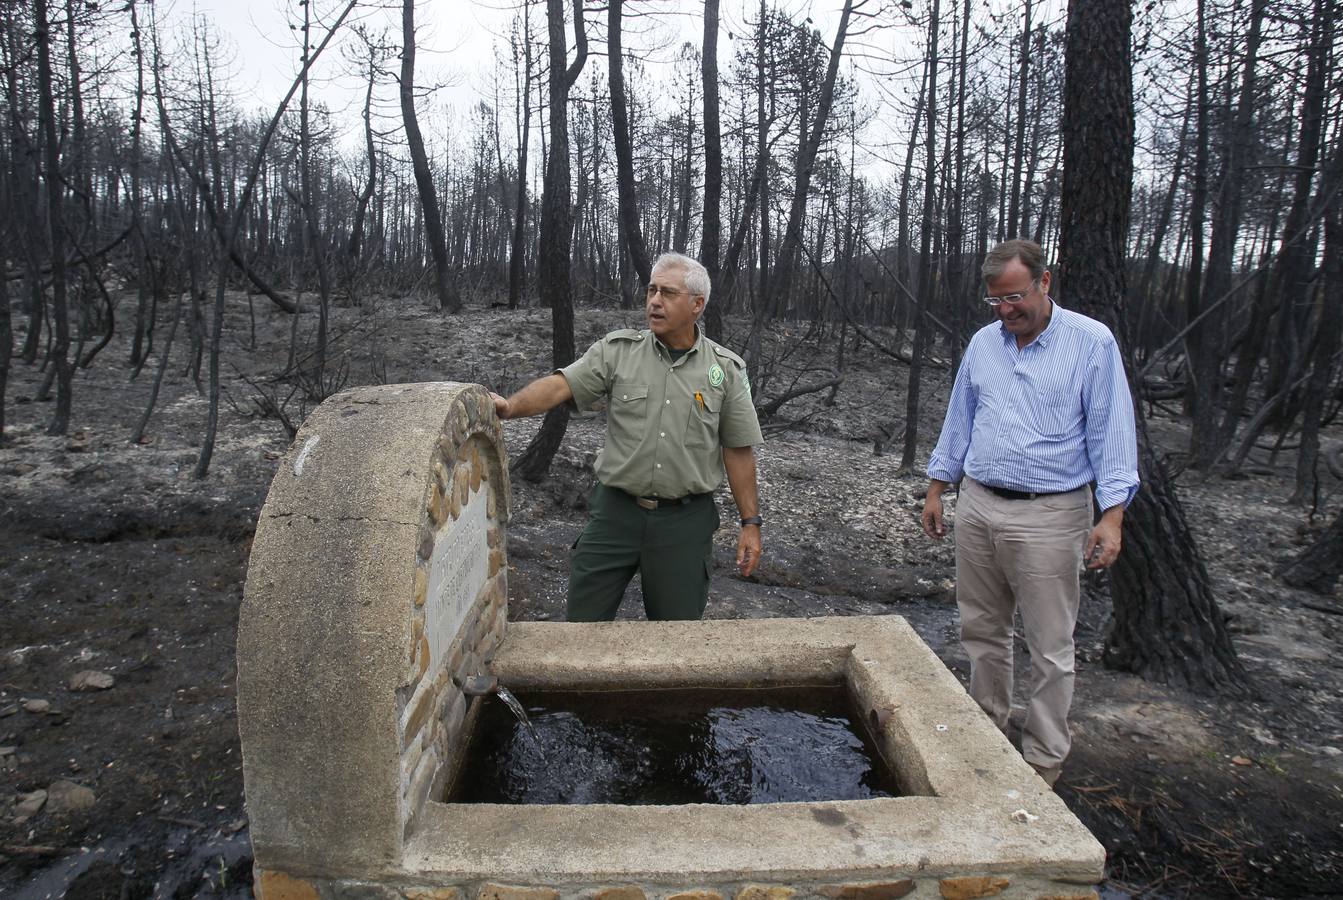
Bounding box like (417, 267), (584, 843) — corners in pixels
(558, 339), (611, 411)
(1084, 339), (1140, 511)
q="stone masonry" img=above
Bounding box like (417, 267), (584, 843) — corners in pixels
(238, 382), (509, 875)
(237, 382), (1105, 900)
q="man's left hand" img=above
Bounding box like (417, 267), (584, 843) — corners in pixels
(1084, 509), (1124, 569)
(737, 526), (761, 577)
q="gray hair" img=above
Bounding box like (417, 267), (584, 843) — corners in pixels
(653, 252), (712, 305)
(981, 239), (1047, 284)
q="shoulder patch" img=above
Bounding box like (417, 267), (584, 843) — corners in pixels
(605, 328), (645, 343)
(711, 343), (748, 369)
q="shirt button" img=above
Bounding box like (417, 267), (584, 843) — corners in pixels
(660, 432), (666, 438)
(665, 399), (670, 405)
(622, 394), (628, 400)
(656, 463), (662, 469)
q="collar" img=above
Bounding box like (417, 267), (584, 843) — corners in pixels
(653, 323), (706, 362)
(998, 299), (1061, 349)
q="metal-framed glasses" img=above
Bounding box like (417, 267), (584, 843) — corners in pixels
(982, 281), (1038, 306)
(645, 283), (689, 300)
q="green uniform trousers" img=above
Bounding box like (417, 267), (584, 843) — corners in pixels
(567, 482), (720, 621)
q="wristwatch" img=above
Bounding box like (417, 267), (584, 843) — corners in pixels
(740, 515), (763, 528)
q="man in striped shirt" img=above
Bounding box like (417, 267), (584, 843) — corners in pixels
(921, 239), (1139, 788)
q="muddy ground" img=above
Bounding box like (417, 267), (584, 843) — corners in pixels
(1, 291), (1342, 898)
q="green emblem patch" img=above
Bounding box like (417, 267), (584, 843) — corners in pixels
(708, 363), (725, 387)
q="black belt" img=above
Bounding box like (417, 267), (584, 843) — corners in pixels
(620, 489), (711, 510)
(980, 482), (1077, 501)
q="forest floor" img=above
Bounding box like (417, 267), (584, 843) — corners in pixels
(1, 289), (1342, 899)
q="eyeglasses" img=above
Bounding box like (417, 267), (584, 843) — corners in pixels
(982, 281), (1038, 306)
(645, 283), (690, 300)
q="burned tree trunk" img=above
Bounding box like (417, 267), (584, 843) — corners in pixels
(1057, 0), (1246, 692)
(1280, 510), (1343, 596)
(513, 0), (587, 482)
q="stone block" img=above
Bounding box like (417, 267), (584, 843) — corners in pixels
(470, 447), (483, 492)
(665, 893), (723, 900)
(429, 484), (446, 526)
(414, 569), (428, 608)
(402, 683), (437, 748)
(416, 636), (431, 680)
(404, 890), (462, 900)
(818, 882), (915, 900)
(592, 888), (645, 900)
(939, 877), (1010, 900)
(489, 549), (505, 578)
(735, 887), (795, 900)
(454, 464), (470, 507)
(477, 885), (559, 900)
(256, 870), (321, 900)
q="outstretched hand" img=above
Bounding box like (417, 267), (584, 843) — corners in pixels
(489, 391), (510, 420)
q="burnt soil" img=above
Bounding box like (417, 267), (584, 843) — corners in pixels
(2, 292), (1342, 898)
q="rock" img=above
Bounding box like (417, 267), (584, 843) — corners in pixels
(1232, 756), (1253, 767)
(69, 670), (116, 691)
(0, 704), (18, 717)
(22, 699), (50, 713)
(0, 746), (15, 756)
(46, 779), (96, 813)
(15, 789), (48, 818)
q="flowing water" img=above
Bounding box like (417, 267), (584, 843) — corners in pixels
(448, 686), (899, 805)
(493, 684), (543, 749)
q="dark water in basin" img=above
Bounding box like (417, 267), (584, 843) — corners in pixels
(447, 686), (900, 805)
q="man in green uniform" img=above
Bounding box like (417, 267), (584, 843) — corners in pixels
(491, 252), (763, 621)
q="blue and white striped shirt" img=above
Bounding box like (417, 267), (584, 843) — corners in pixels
(927, 303), (1140, 512)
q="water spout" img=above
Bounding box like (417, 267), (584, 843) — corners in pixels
(460, 673), (499, 696)
(454, 671), (544, 753)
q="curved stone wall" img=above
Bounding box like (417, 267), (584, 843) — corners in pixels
(237, 382), (510, 876)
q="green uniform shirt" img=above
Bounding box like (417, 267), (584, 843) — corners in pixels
(559, 326), (763, 497)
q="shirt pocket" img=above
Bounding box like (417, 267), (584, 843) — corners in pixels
(608, 383), (650, 452)
(686, 387), (722, 450)
(1030, 387), (1081, 439)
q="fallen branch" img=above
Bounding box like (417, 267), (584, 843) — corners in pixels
(757, 377), (843, 418)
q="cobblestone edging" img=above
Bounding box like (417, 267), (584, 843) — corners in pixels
(253, 872), (1101, 900)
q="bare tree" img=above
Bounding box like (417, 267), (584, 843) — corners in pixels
(513, 0), (588, 482)
(400, 0), (460, 312)
(1057, 0), (1246, 692)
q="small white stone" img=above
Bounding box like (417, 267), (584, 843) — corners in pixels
(1010, 808), (1039, 824)
(935, 724), (949, 732)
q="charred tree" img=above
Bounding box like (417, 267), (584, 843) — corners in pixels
(1280, 507), (1343, 596)
(514, 0), (587, 482)
(701, 0), (724, 341)
(400, 0), (460, 312)
(1057, 0), (1246, 692)
(607, 0), (651, 288)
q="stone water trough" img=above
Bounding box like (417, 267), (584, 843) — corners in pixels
(237, 383), (1105, 900)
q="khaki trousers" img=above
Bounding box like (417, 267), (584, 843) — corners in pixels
(953, 478), (1092, 768)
